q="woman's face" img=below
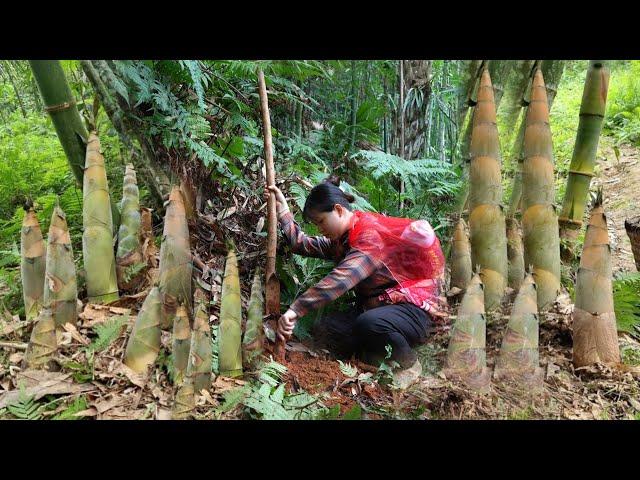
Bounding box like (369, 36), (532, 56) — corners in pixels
(310, 204), (352, 240)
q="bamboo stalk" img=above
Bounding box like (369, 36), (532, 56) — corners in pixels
(559, 61), (610, 259)
(124, 286), (162, 373)
(44, 204), (78, 327)
(82, 132), (119, 304)
(29, 60), (88, 187)
(21, 206), (46, 321)
(572, 191), (620, 367)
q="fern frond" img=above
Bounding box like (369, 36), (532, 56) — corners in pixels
(7, 388), (43, 420)
(89, 315), (127, 352)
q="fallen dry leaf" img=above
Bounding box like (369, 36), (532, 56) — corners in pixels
(113, 362), (147, 388)
(0, 370), (95, 408)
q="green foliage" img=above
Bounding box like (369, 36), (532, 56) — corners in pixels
(337, 360), (357, 377)
(88, 315), (128, 352)
(6, 387), (44, 420)
(52, 396), (90, 420)
(605, 61), (640, 146)
(122, 262), (146, 284)
(613, 272), (640, 337)
(621, 344), (640, 366)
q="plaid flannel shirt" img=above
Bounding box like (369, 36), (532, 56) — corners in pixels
(279, 211), (397, 318)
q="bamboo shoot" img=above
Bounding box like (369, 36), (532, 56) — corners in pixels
(21, 206), (46, 321)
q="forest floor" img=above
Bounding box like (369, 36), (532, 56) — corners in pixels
(1, 139), (640, 420)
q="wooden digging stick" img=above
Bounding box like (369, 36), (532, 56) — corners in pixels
(257, 69), (284, 361)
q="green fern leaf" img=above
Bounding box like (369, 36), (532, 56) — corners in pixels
(89, 315), (127, 352)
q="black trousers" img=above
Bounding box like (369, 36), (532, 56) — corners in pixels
(311, 303), (434, 369)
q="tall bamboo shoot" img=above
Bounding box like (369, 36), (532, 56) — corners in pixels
(506, 217), (525, 290)
(444, 273), (490, 388)
(219, 248), (243, 378)
(572, 191), (620, 367)
(449, 219), (472, 294)
(191, 301), (212, 393)
(243, 268), (264, 365)
(44, 205), (78, 327)
(83, 132), (119, 303)
(172, 375), (195, 420)
(495, 272), (542, 383)
(172, 303), (191, 385)
(21, 206), (46, 321)
(468, 68), (508, 310)
(124, 286), (162, 373)
(116, 163), (143, 289)
(158, 186), (192, 329)
(521, 68), (561, 310)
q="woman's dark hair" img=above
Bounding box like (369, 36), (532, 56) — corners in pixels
(303, 175), (355, 222)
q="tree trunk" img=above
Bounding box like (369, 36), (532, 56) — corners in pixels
(559, 61), (610, 259)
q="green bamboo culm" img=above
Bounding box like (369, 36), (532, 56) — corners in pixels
(191, 301), (212, 393)
(21, 206), (46, 321)
(172, 303), (191, 385)
(116, 164), (143, 290)
(559, 61), (610, 258)
(124, 286), (162, 373)
(29, 60), (121, 231)
(44, 204), (78, 327)
(82, 133), (119, 304)
(218, 248), (243, 378)
(29, 60), (89, 187)
(467, 67), (508, 310)
(242, 268), (264, 366)
(521, 68), (562, 311)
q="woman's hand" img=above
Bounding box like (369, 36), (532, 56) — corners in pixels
(277, 309), (298, 342)
(264, 184), (290, 218)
